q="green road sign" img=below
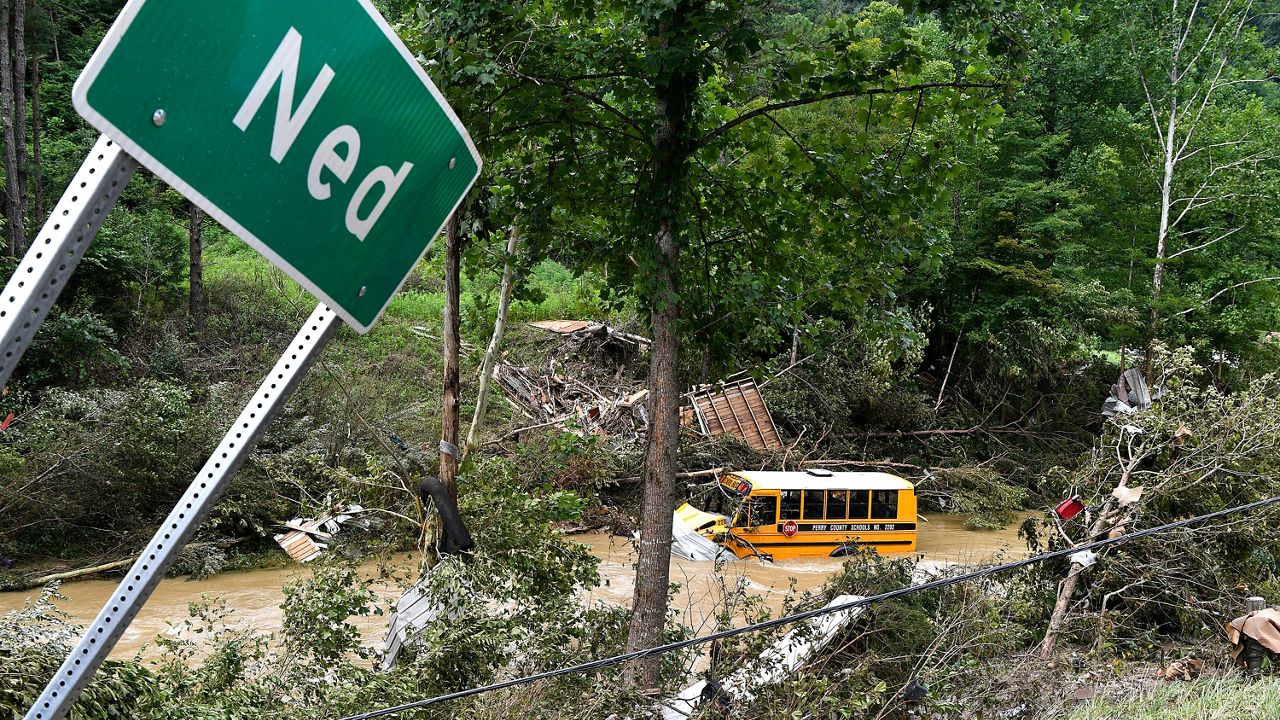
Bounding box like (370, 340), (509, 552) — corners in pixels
(73, 0), (482, 332)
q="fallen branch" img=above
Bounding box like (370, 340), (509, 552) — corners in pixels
(3, 559), (132, 591)
(802, 459), (947, 474)
(2, 540), (241, 591)
(502, 414), (575, 438)
(864, 426), (1032, 439)
(606, 467), (725, 486)
(758, 354), (813, 389)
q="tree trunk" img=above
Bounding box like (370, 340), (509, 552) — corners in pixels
(1040, 563), (1086, 659)
(30, 51), (40, 222)
(438, 211), (462, 502)
(1041, 498), (1118, 658)
(1147, 95), (1178, 374)
(11, 0), (26, 244)
(188, 203), (206, 331)
(464, 223), (519, 458)
(1, 0), (20, 256)
(623, 5), (699, 690)
(625, 218), (682, 691)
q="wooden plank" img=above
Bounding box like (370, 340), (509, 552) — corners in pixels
(718, 389), (751, 446)
(700, 390), (728, 434)
(529, 320), (600, 334)
(737, 379), (773, 445)
(726, 384), (766, 449)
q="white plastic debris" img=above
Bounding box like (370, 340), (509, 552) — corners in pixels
(1069, 550), (1098, 567)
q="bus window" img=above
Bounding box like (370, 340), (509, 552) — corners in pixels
(849, 490), (870, 519)
(780, 491), (801, 520)
(826, 490), (848, 519)
(802, 489), (825, 520)
(742, 496), (778, 527)
(871, 490), (898, 519)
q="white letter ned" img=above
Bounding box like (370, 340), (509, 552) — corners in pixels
(308, 125), (361, 200)
(346, 163), (414, 242)
(233, 27), (335, 163)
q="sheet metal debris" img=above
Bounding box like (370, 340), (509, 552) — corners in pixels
(660, 593), (868, 719)
(381, 577), (463, 670)
(688, 377), (784, 450)
(1227, 607), (1280, 663)
(1102, 368), (1162, 416)
(272, 505), (369, 563)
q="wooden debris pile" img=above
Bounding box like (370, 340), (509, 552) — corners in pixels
(496, 322), (786, 453)
(490, 321), (654, 445)
(494, 362), (650, 444)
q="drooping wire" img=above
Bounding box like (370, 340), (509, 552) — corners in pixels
(336, 493), (1280, 720)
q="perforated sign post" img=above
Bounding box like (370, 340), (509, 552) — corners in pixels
(17, 2), (480, 718)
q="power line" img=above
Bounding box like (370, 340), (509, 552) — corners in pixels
(337, 493), (1280, 720)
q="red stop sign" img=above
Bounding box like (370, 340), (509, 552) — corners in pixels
(782, 520), (799, 537)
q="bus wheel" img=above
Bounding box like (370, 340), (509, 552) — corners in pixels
(829, 544), (858, 558)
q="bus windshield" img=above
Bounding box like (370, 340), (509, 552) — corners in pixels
(732, 495), (778, 528)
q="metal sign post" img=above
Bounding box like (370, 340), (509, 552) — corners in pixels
(25, 303), (339, 720)
(0, 136), (137, 390)
(18, 0), (481, 716)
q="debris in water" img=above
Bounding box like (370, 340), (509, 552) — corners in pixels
(273, 505), (369, 563)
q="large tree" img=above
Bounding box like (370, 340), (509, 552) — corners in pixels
(411, 0), (1006, 687)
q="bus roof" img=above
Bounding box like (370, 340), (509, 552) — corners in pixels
(726, 470), (914, 492)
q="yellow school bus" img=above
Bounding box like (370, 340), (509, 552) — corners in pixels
(673, 469), (917, 560)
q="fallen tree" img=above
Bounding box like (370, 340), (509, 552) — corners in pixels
(1040, 348), (1280, 658)
(1, 540), (242, 591)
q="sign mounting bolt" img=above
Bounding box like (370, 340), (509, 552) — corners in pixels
(152, 108), (167, 127)
(359, 286), (367, 297)
(449, 157), (456, 170)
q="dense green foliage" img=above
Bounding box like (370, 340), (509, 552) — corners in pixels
(4, 0), (1280, 717)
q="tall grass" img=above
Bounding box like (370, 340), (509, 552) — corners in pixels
(204, 235), (618, 337)
(1065, 675), (1280, 720)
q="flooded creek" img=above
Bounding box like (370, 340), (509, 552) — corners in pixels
(0, 512), (1034, 661)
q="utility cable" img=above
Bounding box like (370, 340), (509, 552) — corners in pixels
(337, 493), (1280, 720)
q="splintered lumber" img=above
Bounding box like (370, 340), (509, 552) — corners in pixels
(275, 530), (326, 563)
(688, 378), (783, 450)
(272, 506), (367, 563)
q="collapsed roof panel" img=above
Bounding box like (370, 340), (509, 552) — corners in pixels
(689, 378), (784, 451)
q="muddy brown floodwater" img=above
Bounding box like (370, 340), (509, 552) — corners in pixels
(0, 512), (1034, 662)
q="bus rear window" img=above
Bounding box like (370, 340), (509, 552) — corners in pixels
(871, 490), (898, 519)
(802, 489), (825, 520)
(780, 491), (801, 520)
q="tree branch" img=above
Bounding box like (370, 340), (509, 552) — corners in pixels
(1175, 275), (1280, 316)
(695, 81), (997, 149)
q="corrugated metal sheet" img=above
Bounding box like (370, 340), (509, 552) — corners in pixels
(690, 378), (783, 451)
